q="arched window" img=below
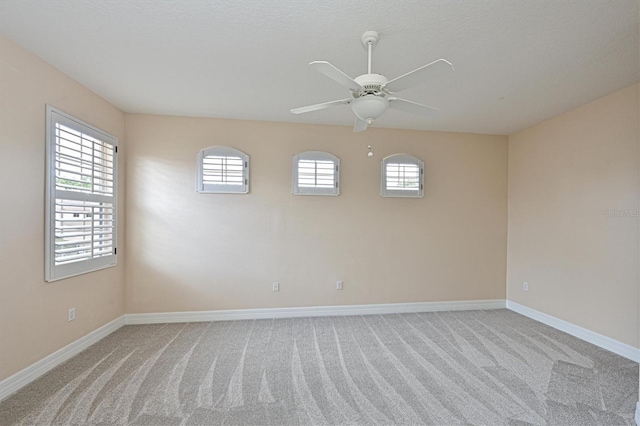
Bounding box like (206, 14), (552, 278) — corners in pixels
(381, 154), (424, 198)
(197, 146), (249, 194)
(292, 151), (340, 196)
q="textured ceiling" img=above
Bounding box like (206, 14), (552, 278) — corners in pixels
(0, 0), (638, 135)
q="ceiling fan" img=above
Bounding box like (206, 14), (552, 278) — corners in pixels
(290, 31), (454, 132)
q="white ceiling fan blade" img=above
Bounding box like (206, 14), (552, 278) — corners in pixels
(290, 98), (351, 114)
(353, 117), (368, 132)
(310, 61), (363, 91)
(383, 59), (454, 93)
(388, 97), (441, 116)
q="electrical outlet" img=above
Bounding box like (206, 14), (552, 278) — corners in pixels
(272, 282), (279, 292)
(68, 307), (76, 321)
(523, 282), (529, 291)
(336, 280), (343, 290)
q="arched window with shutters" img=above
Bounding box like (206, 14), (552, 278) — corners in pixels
(292, 151), (340, 196)
(197, 146), (249, 194)
(381, 154), (424, 198)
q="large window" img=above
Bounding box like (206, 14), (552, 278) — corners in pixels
(292, 151), (340, 196)
(381, 154), (424, 198)
(197, 146), (249, 194)
(45, 106), (118, 281)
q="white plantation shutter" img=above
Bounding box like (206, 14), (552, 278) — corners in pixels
(46, 106), (118, 281)
(292, 151), (340, 196)
(381, 154), (424, 198)
(203, 156), (244, 185)
(54, 199), (115, 263)
(386, 163), (420, 190)
(298, 160), (335, 188)
(197, 146), (249, 194)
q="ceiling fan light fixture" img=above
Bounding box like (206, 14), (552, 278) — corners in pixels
(350, 95), (389, 123)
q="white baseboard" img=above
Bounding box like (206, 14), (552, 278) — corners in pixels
(635, 401), (640, 426)
(506, 301), (640, 363)
(0, 316), (125, 402)
(124, 299), (507, 325)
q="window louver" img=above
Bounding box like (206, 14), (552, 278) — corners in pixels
(202, 155), (244, 185)
(297, 160), (335, 188)
(385, 163), (420, 191)
(54, 199), (114, 264)
(55, 124), (114, 196)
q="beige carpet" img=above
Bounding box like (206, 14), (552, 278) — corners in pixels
(0, 309), (637, 425)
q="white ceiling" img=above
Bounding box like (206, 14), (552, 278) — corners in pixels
(0, 0), (638, 135)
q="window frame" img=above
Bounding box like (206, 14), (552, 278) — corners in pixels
(45, 105), (118, 282)
(292, 151), (340, 196)
(380, 153), (424, 198)
(196, 146), (250, 194)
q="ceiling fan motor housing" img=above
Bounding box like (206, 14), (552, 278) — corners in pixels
(354, 74), (388, 96)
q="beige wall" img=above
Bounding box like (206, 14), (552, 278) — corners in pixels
(0, 36), (126, 381)
(507, 83), (640, 347)
(124, 115), (508, 313)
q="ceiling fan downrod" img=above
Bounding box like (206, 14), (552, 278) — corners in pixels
(361, 31), (379, 75)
